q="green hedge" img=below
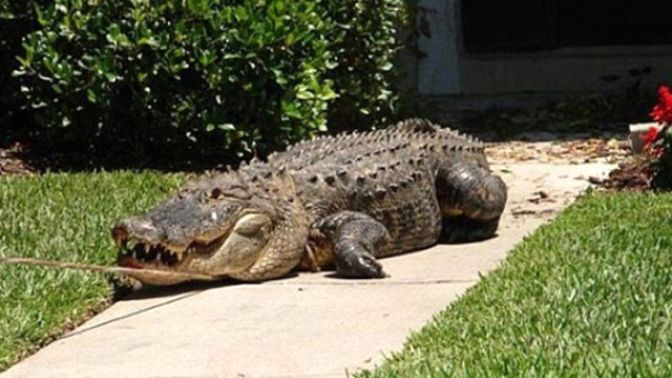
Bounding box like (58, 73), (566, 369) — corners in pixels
(321, 0), (402, 133)
(5, 0), (405, 165)
(0, 0), (49, 136)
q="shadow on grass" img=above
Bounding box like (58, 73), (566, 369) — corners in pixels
(0, 110), (244, 174)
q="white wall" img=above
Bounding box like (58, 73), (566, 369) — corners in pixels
(417, 0), (462, 95)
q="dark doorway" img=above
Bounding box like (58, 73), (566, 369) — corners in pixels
(463, 0), (672, 54)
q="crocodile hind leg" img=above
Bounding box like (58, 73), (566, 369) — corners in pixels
(312, 211), (391, 278)
(437, 162), (507, 243)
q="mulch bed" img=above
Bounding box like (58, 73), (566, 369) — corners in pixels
(483, 131), (653, 193)
(0, 143), (35, 177)
(590, 158), (652, 192)
(486, 135), (630, 165)
(0, 131), (655, 194)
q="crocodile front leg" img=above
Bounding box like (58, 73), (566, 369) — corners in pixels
(436, 162), (507, 243)
(313, 211), (391, 278)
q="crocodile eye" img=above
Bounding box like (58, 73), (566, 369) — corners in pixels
(211, 188), (222, 199)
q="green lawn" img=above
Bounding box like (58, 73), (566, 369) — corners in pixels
(362, 192), (672, 377)
(2, 175), (671, 376)
(0, 172), (185, 371)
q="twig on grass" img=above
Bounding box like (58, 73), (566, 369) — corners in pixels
(0, 257), (218, 282)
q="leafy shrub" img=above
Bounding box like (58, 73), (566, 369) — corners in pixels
(14, 0), (336, 163)
(319, 0), (404, 133)
(0, 0), (50, 138)
(10, 0), (406, 166)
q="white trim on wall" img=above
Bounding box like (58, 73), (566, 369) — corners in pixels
(417, 0), (462, 95)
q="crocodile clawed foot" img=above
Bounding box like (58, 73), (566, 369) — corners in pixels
(336, 250), (386, 279)
(303, 242), (322, 272)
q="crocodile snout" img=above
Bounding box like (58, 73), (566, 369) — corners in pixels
(112, 218), (159, 247)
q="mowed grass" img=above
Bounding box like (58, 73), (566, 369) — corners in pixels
(362, 192), (672, 377)
(0, 172), (185, 371)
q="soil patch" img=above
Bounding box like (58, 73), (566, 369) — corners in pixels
(590, 158), (652, 192)
(0, 143), (35, 177)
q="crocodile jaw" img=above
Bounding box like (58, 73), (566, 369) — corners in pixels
(114, 212), (274, 285)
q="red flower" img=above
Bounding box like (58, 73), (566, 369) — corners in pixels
(652, 146), (664, 158)
(642, 126), (660, 150)
(651, 85), (672, 124)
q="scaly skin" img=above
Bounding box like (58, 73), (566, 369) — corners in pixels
(112, 119), (507, 285)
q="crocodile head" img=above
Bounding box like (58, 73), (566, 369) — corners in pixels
(112, 173), (303, 285)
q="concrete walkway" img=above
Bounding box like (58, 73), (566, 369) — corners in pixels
(3, 161), (614, 378)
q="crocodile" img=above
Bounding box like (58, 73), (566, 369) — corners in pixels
(112, 119), (507, 285)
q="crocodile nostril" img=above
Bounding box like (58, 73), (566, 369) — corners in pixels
(111, 225), (129, 247)
(135, 220), (157, 233)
